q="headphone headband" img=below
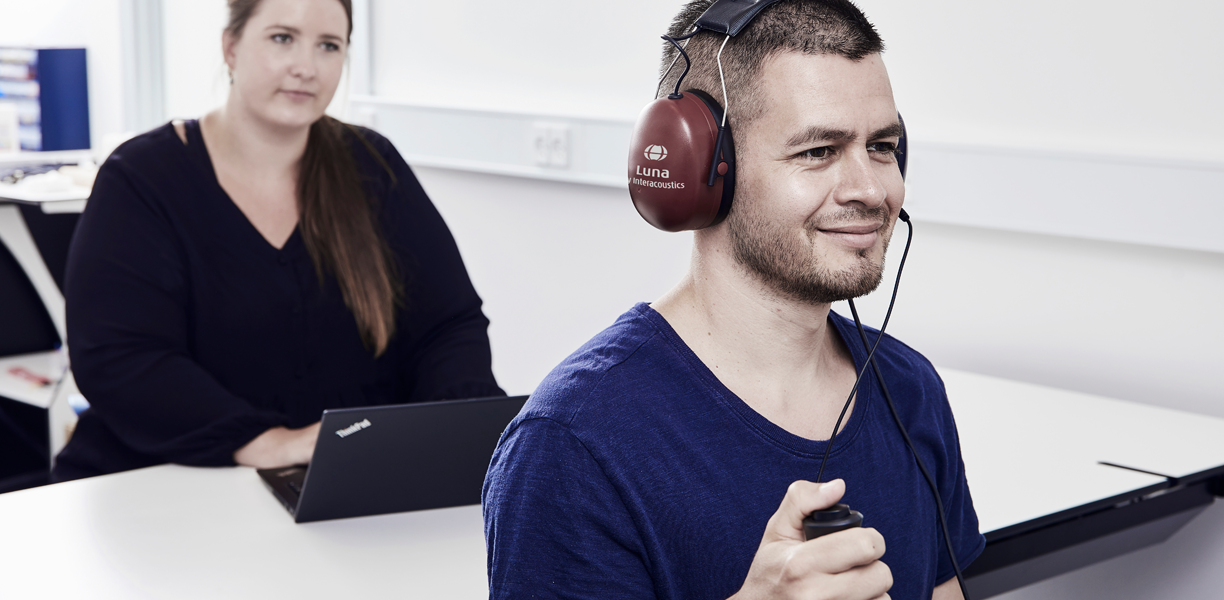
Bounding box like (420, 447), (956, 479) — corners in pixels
(693, 0), (789, 36)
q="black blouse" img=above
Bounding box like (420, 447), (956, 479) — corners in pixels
(53, 120), (502, 481)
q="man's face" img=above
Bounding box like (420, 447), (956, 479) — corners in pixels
(726, 52), (905, 305)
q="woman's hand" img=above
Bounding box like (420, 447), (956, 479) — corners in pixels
(233, 422), (322, 469)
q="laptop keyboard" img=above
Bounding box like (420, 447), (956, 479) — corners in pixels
(287, 479), (303, 496)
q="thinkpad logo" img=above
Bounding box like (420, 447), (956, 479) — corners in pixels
(335, 419), (372, 438)
(644, 145), (668, 161)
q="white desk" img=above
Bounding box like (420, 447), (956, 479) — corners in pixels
(0, 183), (90, 213)
(0, 465), (488, 599)
(946, 369), (1171, 534)
(947, 369), (1224, 484)
(0, 149), (95, 211)
(0, 368), (1220, 599)
(942, 369), (1224, 597)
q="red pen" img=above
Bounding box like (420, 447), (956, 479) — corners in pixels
(7, 367), (52, 387)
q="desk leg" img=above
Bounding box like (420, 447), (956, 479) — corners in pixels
(0, 205), (66, 341)
(48, 369), (79, 462)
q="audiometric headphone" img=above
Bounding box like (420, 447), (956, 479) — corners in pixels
(627, 0), (908, 232)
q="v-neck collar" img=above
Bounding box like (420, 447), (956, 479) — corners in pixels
(181, 119), (304, 260)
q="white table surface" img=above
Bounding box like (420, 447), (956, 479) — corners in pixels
(0, 183), (90, 204)
(943, 368), (1161, 534)
(0, 183), (89, 214)
(942, 368), (1224, 534)
(948, 368), (1224, 480)
(1, 369), (1221, 599)
(0, 149), (94, 212)
(0, 465), (488, 600)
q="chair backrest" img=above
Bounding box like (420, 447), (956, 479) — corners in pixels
(0, 236), (60, 357)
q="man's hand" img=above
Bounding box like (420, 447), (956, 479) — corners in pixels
(233, 422), (321, 469)
(730, 479), (892, 600)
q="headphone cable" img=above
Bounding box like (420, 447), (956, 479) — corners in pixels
(814, 210), (911, 484)
(844, 217), (972, 600)
(657, 29), (700, 99)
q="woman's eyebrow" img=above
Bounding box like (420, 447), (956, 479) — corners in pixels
(264, 24), (345, 43)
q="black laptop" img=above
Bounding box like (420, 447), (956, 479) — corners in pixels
(258, 395), (528, 523)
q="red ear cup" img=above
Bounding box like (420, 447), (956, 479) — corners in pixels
(628, 91), (735, 232)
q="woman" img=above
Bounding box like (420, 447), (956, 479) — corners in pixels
(52, 0), (502, 481)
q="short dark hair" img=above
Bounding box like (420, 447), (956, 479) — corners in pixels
(658, 0), (884, 129)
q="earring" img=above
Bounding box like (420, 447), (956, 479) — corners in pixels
(228, 69), (234, 85)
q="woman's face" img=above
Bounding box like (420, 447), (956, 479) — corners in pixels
(224, 0), (348, 131)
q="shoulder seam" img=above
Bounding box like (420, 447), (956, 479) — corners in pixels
(506, 414), (653, 572)
(551, 325), (662, 428)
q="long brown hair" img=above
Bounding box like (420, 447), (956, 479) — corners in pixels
(226, 0), (402, 356)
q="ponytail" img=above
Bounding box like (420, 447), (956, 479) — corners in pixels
(298, 116), (402, 356)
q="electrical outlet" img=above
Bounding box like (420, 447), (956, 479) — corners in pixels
(529, 122), (570, 169)
(529, 123), (551, 167)
(546, 124), (569, 168)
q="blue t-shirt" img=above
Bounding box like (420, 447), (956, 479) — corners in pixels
(484, 303), (984, 599)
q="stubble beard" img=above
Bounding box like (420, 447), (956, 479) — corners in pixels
(728, 203), (891, 306)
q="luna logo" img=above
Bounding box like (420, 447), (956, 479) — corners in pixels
(335, 418), (372, 438)
(635, 165), (670, 179)
(644, 145), (668, 161)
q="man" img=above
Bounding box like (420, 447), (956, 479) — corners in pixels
(484, 1), (984, 598)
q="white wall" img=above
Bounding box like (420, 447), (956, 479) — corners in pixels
(161, 0), (229, 121)
(0, 0), (124, 150)
(868, 0), (1224, 163)
(411, 167), (692, 396)
(371, 0), (1224, 163)
(369, 0), (677, 120)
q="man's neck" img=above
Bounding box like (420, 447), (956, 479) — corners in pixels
(652, 238), (860, 441)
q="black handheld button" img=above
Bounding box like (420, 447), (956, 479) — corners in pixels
(803, 503), (863, 541)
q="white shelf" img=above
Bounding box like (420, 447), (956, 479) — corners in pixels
(0, 350), (68, 409)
